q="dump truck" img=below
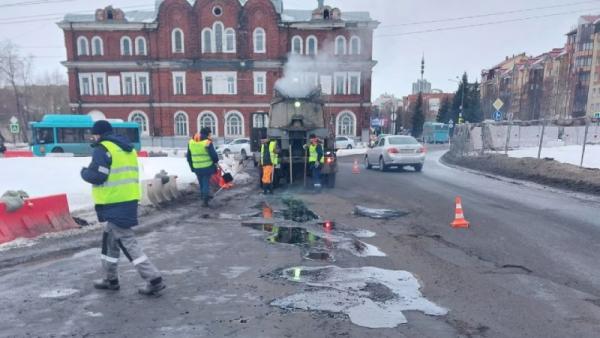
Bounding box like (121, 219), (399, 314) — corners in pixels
(253, 88), (338, 188)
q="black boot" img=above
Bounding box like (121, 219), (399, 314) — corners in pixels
(138, 277), (166, 296)
(93, 278), (120, 291)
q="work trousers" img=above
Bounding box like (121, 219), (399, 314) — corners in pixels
(195, 172), (211, 199)
(101, 222), (161, 282)
(310, 163), (322, 189)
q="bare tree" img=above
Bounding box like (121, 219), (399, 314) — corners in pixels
(0, 40), (29, 142)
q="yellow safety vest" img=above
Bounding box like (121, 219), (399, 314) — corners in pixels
(189, 139), (213, 169)
(260, 140), (279, 166)
(309, 144), (325, 164)
(92, 140), (140, 205)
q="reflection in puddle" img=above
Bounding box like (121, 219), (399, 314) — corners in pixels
(354, 205), (409, 219)
(271, 266), (448, 328)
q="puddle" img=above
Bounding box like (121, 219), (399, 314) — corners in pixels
(84, 311), (103, 318)
(354, 206), (409, 219)
(305, 251), (334, 261)
(281, 198), (319, 222)
(39, 288), (79, 298)
(338, 239), (387, 257)
(271, 266), (448, 328)
(351, 230), (376, 238)
(221, 266), (251, 279)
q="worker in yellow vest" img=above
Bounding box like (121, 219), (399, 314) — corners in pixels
(308, 134), (324, 191)
(260, 137), (279, 194)
(81, 120), (165, 296)
(186, 127), (219, 206)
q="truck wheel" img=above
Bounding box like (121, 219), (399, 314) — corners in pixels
(414, 164), (423, 172)
(51, 147), (64, 153)
(327, 174), (336, 188)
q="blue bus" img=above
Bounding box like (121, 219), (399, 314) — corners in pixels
(422, 122), (450, 144)
(30, 114), (141, 156)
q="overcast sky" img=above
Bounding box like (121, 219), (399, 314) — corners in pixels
(0, 0), (597, 98)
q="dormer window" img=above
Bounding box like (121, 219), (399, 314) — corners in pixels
(107, 10), (114, 20)
(324, 9), (330, 20)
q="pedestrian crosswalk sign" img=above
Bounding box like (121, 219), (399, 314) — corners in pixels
(9, 123), (19, 134)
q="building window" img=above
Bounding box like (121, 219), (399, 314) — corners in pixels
(213, 6), (223, 16)
(135, 37), (147, 55)
(198, 111), (218, 137)
(337, 111), (356, 136)
(226, 112), (244, 137)
(79, 74), (91, 95)
(172, 28), (184, 53)
(335, 36), (347, 55)
(202, 28), (212, 53)
(77, 36), (89, 56)
(227, 76), (236, 94)
(121, 36), (132, 56)
(334, 72), (347, 95)
(349, 36), (361, 55)
(174, 112), (189, 136)
(291, 36), (303, 54)
(122, 73), (134, 95)
(94, 73), (106, 95)
(348, 72), (361, 95)
(320, 75), (332, 95)
(254, 72), (267, 95)
(306, 36), (317, 56)
(91, 36), (103, 56)
(129, 111), (150, 136)
(225, 28), (236, 53)
(204, 76), (213, 95)
(214, 22), (224, 53)
(172, 72), (186, 95)
(253, 113), (269, 128)
(137, 74), (149, 95)
(253, 27), (266, 53)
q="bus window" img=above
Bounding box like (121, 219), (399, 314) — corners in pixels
(114, 128), (140, 143)
(82, 128), (93, 143)
(35, 128), (54, 144)
(58, 128), (86, 143)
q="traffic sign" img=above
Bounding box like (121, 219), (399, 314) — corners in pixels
(9, 123), (20, 134)
(448, 119), (455, 128)
(493, 99), (504, 111)
(493, 111), (503, 121)
(9, 116), (18, 124)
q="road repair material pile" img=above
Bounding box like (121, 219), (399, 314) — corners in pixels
(442, 152), (600, 195)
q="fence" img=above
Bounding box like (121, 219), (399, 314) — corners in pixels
(450, 117), (600, 168)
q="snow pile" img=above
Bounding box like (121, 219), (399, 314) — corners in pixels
(337, 148), (367, 157)
(271, 266), (448, 328)
(0, 157), (197, 211)
(507, 145), (600, 169)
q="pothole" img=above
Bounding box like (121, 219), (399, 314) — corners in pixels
(354, 205), (409, 219)
(271, 266), (448, 328)
(281, 198), (319, 222)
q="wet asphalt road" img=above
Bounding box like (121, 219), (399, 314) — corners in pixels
(1, 148), (600, 337)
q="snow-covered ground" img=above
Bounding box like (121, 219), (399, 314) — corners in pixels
(0, 156), (243, 211)
(337, 148), (367, 157)
(507, 145), (600, 169)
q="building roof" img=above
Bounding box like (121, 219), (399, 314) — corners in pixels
(62, 0), (372, 24)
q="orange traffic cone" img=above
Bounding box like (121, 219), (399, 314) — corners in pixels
(352, 159), (360, 174)
(451, 197), (470, 228)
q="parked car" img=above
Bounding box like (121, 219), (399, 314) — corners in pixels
(335, 136), (356, 149)
(365, 135), (426, 172)
(216, 138), (252, 159)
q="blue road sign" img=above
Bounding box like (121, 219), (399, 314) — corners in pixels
(493, 111), (503, 121)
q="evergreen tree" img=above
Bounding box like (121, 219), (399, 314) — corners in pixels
(411, 92), (425, 137)
(436, 96), (451, 123)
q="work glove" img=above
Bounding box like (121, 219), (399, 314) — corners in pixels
(314, 162), (320, 169)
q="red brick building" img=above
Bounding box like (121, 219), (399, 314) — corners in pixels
(58, 0), (378, 141)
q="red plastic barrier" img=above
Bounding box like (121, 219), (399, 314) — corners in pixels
(138, 150), (149, 157)
(2, 150), (34, 158)
(0, 194), (79, 244)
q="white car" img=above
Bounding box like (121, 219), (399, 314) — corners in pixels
(216, 138), (252, 159)
(365, 135), (426, 172)
(335, 136), (356, 149)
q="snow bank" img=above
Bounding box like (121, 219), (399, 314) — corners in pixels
(337, 148), (367, 157)
(0, 157), (197, 211)
(507, 145), (600, 169)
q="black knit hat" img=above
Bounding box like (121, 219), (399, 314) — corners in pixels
(91, 120), (113, 136)
(200, 127), (212, 137)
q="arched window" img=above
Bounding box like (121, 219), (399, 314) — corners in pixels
(214, 22), (224, 53)
(306, 36), (317, 56)
(349, 36), (361, 55)
(174, 111), (189, 136)
(253, 27), (266, 53)
(120, 36), (132, 56)
(128, 111), (150, 136)
(172, 28), (184, 53)
(135, 37), (147, 56)
(198, 111), (218, 137)
(91, 36), (103, 56)
(202, 28), (212, 53)
(291, 35), (303, 55)
(225, 111), (244, 137)
(77, 36), (89, 56)
(225, 28), (236, 53)
(335, 36), (347, 55)
(336, 111), (356, 136)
